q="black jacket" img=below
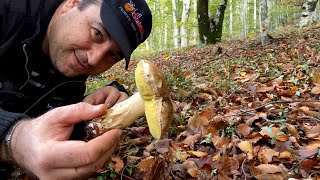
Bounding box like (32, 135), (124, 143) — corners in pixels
(0, 0), (88, 139)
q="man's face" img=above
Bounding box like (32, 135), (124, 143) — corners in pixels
(46, 0), (123, 77)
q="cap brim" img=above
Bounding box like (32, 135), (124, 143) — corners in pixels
(101, 1), (132, 70)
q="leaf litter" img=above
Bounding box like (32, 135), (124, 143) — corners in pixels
(88, 24), (320, 179)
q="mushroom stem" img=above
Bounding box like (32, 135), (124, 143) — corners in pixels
(85, 92), (144, 139)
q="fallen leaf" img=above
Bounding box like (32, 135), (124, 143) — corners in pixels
(187, 169), (200, 178)
(258, 147), (279, 163)
(137, 156), (156, 172)
(299, 106), (320, 119)
(279, 151), (292, 159)
(110, 156), (124, 173)
(238, 141), (253, 160)
(255, 164), (284, 174)
(311, 86), (320, 94)
(237, 123), (251, 137)
(286, 123), (299, 141)
(187, 151), (208, 157)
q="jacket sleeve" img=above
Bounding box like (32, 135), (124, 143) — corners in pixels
(0, 108), (29, 139)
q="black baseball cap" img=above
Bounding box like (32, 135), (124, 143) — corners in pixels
(100, 0), (152, 69)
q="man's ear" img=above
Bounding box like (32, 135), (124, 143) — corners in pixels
(60, 0), (80, 12)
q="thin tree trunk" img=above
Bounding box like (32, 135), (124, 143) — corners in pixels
(229, 0), (233, 36)
(212, 0), (227, 43)
(197, 0), (210, 45)
(259, 0), (271, 46)
(254, 0), (257, 31)
(172, 0), (180, 48)
(181, 0), (191, 47)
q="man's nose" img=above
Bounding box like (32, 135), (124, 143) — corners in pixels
(87, 44), (111, 66)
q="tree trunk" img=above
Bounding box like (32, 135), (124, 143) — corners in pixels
(212, 0), (228, 43)
(181, 0), (191, 47)
(259, 0), (271, 46)
(172, 0), (180, 48)
(299, 0), (319, 27)
(197, 0), (210, 45)
(229, 0), (233, 36)
(254, 0), (257, 31)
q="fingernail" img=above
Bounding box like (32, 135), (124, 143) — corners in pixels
(93, 104), (106, 111)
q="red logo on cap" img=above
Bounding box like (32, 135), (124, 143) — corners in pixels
(124, 2), (145, 37)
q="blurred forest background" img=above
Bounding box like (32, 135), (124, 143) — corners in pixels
(132, 0), (320, 55)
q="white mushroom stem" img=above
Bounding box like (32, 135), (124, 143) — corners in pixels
(85, 92), (145, 139)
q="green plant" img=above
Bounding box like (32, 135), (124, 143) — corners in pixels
(96, 164), (117, 179)
(225, 126), (234, 138)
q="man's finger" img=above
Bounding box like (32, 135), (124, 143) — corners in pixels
(46, 102), (107, 124)
(44, 129), (122, 168)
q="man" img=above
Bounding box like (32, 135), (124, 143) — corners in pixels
(0, 0), (152, 179)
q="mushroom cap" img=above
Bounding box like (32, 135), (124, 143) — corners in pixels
(135, 60), (174, 139)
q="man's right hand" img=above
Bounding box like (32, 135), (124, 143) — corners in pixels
(10, 102), (122, 179)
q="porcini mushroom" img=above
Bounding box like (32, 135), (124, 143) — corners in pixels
(85, 60), (173, 140)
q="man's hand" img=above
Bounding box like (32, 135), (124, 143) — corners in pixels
(11, 103), (122, 179)
(83, 86), (128, 108)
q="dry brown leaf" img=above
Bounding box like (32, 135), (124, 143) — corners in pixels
(175, 151), (190, 162)
(304, 124), (320, 139)
(254, 173), (286, 180)
(299, 106), (320, 119)
(255, 164), (284, 174)
(237, 123), (251, 137)
(298, 145), (319, 158)
(182, 133), (201, 147)
(183, 160), (200, 177)
(279, 151), (292, 159)
(186, 151), (208, 157)
(286, 123), (299, 141)
(260, 127), (289, 141)
(258, 147), (279, 163)
(187, 169), (201, 178)
(212, 136), (231, 149)
(313, 71), (320, 84)
(238, 141), (253, 160)
(188, 113), (210, 128)
(137, 156), (156, 172)
(110, 156), (124, 173)
(256, 85), (275, 92)
(311, 86), (320, 94)
(212, 153), (221, 162)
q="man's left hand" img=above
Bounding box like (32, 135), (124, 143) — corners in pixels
(83, 86), (128, 108)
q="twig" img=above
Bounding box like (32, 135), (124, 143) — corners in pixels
(170, 169), (179, 180)
(241, 158), (247, 180)
(287, 147), (320, 173)
(297, 116), (320, 123)
(120, 164), (137, 180)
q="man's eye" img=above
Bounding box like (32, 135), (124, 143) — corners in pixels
(93, 28), (103, 40)
(110, 52), (120, 62)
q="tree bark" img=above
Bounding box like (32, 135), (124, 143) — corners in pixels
(172, 0), (180, 48)
(181, 0), (191, 47)
(212, 0), (228, 43)
(299, 0), (319, 27)
(197, 0), (210, 45)
(259, 0), (271, 46)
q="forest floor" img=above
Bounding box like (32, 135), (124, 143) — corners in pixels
(87, 23), (320, 180)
